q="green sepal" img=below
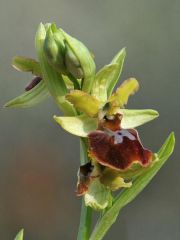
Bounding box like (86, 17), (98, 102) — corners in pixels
(35, 23), (76, 116)
(107, 78), (139, 114)
(90, 132), (175, 240)
(54, 114), (97, 137)
(61, 30), (96, 93)
(91, 64), (118, 102)
(107, 48), (126, 97)
(12, 56), (42, 76)
(4, 80), (49, 108)
(120, 109), (159, 129)
(84, 179), (112, 211)
(14, 229), (24, 240)
(54, 109), (158, 137)
(66, 90), (101, 117)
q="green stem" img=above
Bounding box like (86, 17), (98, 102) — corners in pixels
(77, 138), (92, 240)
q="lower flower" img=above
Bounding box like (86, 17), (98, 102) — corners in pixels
(76, 113), (153, 210)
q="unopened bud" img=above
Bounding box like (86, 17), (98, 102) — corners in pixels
(44, 27), (67, 74)
(25, 76), (42, 91)
(64, 42), (84, 79)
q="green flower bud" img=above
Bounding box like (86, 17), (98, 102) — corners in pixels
(64, 42), (84, 79)
(44, 26), (67, 75)
(43, 24), (96, 92)
(62, 30), (96, 92)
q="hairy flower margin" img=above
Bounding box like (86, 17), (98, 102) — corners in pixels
(6, 23), (175, 240)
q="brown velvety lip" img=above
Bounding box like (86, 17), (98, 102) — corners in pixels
(88, 114), (153, 171)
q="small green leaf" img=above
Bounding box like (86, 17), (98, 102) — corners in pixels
(107, 48), (126, 97)
(90, 132), (175, 240)
(108, 78), (139, 114)
(91, 64), (118, 102)
(54, 114), (97, 137)
(14, 229), (24, 240)
(84, 179), (112, 211)
(4, 80), (49, 108)
(12, 56), (42, 76)
(62, 30), (96, 93)
(66, 90), (101, 117)
(120, 109), (159, 129)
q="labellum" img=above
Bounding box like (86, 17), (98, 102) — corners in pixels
(76, 162), (94, 196)
(88, 113), (153, 171)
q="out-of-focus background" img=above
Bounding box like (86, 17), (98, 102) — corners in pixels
(0, 0), (179, 239)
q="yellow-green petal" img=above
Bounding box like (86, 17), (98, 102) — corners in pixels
(66, 90), (101, 117)
(108, 78), (139, 114)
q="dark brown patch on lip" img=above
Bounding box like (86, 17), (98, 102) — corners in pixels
(88, 113), (152, 171)
(25, 76), (42, 91)
(76, 183), (88, 196)
(76, 162), (94, 196)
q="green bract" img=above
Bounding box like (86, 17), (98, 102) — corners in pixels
(107, 48), (126, 97)
(91, 63), (118, 101)
(4, 80), (49, 108)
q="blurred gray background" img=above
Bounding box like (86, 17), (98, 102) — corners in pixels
(0, 0), (179, 239)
